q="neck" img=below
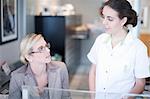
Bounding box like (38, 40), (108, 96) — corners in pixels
(30, 62), (47, 77)
(111, 29), (127, 40)
(111, 29), (127, 47)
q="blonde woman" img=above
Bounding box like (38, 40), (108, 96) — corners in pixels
(8, 33), (70, 99)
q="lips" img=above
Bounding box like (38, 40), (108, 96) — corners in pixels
(46, 55), (50, 59)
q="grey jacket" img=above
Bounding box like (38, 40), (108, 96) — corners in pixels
(8, 61), (71, 99)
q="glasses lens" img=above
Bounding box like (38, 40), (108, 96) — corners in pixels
(47, 43), (50, 49)
(29, 43), (50, 54)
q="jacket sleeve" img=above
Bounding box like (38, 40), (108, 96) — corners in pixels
(61, 64), (71, 99)
(8, 74), (22, 99)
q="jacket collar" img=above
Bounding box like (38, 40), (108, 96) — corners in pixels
(24, 63), (58, 88)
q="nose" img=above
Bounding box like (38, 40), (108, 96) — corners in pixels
(102, 18), (107, 25)
(46, 47), (50, 52)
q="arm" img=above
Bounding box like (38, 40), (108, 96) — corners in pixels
(89, 64), (96, 91)
(89, 64), (96, 99)
(126, 44), (150, 98)
(124, 78), (146, 99)
(128, 45), (149, 97)
(61, 63), (71, 99)
(8, 74), (22, 99)
(129, 78), (145, 94)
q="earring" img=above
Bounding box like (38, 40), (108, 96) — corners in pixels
(127, 24), (133, 31)
(123, 26), (128, 32)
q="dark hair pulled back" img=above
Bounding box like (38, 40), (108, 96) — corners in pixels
(100, 0), (137, 27)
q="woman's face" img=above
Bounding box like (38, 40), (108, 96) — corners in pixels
(102, 6), (125, 34)
(29, 38), (51, 64)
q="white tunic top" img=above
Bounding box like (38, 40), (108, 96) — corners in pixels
(87, 32), (150, 94)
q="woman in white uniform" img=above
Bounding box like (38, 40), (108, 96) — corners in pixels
(87, 0), (150, 98)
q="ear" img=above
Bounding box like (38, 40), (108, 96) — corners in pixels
(121, 17), (127, 26)
(25, 54), (32, 62)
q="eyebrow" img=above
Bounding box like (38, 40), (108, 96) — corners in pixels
(37, 43), (47, 49)
(107, 16), (114, 19)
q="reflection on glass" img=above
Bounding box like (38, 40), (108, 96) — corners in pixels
(22, 86), (150, 99)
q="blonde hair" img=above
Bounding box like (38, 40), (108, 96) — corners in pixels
(20, 33), (43, 64)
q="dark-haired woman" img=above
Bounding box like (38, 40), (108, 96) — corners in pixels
(87, 0), (150, 98)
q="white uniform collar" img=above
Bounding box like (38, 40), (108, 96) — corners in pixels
(102, 30), (136, 46)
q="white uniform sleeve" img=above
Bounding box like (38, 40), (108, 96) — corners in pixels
(87, 39), (98, 64)
(135, 44), (150, 78)
(87, 33), (110, 65)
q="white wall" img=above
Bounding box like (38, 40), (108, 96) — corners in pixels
(0, 41), (20, 64)
(26, 0), (102, 24)
(0, 0), (25, 64)
(129, 0), (150, 33)
(61, 0), (102, 23)
(141, 0), (150, 33)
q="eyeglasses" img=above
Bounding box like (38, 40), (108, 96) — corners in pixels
(29, 43), (50, 54)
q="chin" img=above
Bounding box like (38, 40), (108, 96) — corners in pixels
(105, 29), (109, 33)
(48, 59), (51, 63)
(107, 30), (114, 34)
(106, 31), (111, 34)
(45, 59), (51, 63)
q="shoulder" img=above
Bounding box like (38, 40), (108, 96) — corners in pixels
(134, 38), (147, 50)
(127, 31), (147, 50)
(47, 61), (68, 77)
(49, 61), (66, 68)
(10, 65), (27, 85)
(47, 61), (67, 71)
(11, 65), (27, 76)
(95, 33), (111, 44)
(51, 61), (66, 67)
(128, 38), (148, 55)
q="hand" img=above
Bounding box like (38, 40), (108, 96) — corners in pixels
(121, 96), (135, 99)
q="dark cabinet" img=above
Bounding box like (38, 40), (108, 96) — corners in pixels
(35, 16), (66, 62)
(34, 16), (82, 75)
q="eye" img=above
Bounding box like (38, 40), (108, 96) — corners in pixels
(107, 17), (114, 21)
(38, 46), (45, 51)
(102, 16), (114, 22)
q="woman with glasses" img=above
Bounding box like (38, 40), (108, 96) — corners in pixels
(8, 33), (70, 99)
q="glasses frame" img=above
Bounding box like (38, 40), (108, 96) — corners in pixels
(29, 43), (50, 55)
